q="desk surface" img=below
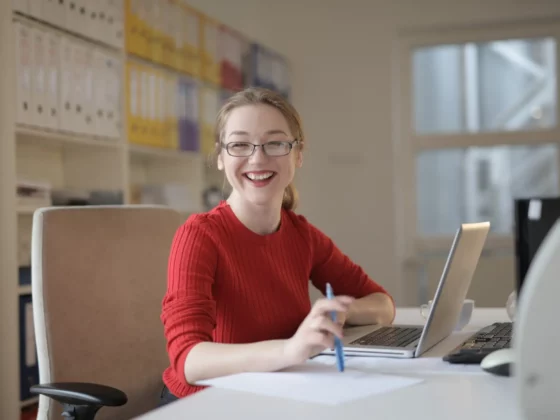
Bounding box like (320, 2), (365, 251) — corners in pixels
(137, 307), (519, 420)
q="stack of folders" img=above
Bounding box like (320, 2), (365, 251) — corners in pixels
(125, 61), (203, 152)
(13, 0), (293, 152)
(123, 0), (260, 94)
(14, 17), (122, 140)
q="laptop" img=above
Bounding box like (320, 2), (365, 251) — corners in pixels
(322, 221), (490, 359)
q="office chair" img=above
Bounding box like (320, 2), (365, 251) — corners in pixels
(29, 206), (184, 420)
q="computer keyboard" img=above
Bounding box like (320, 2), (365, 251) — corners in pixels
(443, 322), (513, 364)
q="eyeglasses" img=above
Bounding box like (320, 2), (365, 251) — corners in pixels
(222, 140), (300, 157)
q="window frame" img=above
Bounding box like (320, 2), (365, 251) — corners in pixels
(392, 19), (560, 301)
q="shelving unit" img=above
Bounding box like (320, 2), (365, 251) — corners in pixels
(0, 1), (291, 419)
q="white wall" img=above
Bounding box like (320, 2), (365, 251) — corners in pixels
(187, 0), (560, 305)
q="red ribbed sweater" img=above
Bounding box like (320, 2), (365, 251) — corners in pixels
(161, 201), (393, 398)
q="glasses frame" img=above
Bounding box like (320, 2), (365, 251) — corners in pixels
(222, 139), (300, 157)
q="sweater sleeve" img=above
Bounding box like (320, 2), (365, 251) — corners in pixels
(306, 219), (393, 304)
(161, 216), (217, 387)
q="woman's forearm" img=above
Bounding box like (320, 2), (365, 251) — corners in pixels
(184, 340), (293, 385)
(346, 292), (395, 325)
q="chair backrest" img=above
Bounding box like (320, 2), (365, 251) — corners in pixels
(31, 206), (184, 420)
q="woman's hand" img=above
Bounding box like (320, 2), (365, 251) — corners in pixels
(283, 296), (354, 365)
(335, 311), (347, 327)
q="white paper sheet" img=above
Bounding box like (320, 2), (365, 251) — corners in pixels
(197, 363), (424, 406)
(311, 355), (485, 375)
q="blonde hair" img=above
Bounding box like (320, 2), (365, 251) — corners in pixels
(213, 87), (304, 211)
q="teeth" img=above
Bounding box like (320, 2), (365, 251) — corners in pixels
(246, 172), (274, 181)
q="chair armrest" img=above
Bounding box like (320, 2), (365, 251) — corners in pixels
(30, 382), (127, 420)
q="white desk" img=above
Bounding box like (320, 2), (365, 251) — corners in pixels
(137, 307), (519, 420)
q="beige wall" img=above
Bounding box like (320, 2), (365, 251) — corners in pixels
(187, 0), (560, 305)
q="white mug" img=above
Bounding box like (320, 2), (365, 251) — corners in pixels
(506, 290), (516, 321)
(420, 299), (475, 331)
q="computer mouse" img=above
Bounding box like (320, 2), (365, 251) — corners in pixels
(480, 348), (514, 377)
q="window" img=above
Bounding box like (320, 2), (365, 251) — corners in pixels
(395, 24), (560, 305)
(413, 37), (556, 135)
(416, 144), (559, 235)
(409, 36), (560, 237)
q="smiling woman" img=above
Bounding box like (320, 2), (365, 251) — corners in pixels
(213, 88), (305, 215)
(158, 87), (396, 405)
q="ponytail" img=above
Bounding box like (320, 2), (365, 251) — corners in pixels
(282, 183), (298, 211)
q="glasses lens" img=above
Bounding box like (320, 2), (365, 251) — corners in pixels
(264, 141), (291, 156)
(228, 142), (253, 156)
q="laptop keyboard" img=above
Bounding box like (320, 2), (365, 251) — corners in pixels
(349, 326), (423, 348)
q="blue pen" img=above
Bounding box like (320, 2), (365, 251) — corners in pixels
(326, 283), (345, 372)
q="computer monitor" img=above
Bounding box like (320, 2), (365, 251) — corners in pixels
(514, 197), (560, 295)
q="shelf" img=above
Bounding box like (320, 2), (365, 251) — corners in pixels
(128, 144), (200, 161)
(16, 125), (122, 151)
(18, 285), (32, 296)
(20, 396), (38, 408)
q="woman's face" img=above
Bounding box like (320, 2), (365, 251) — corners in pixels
(218, 104), (302, 208)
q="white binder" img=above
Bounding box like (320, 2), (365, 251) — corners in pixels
(86, 2), (102, 42)
(108, 55), (122, 139)
(65, 0), (87, 36)
(42, 0), (66, 28)
(14, 21), (33, 126)
(58, 36), (75, 133)
(107, 0), (124, 49)
(97, 52), (121, 139)
(71, 40), (88, 134)
(31, 26), (48, 128)
(12, 0), (29, 15)
(64, 0), (76, 33)
(94, 0), (109, 45)
(77, 0), (90, 37)
(44, 29), (60, 130)
(28, 0), (42, 20)
(82, 44), (95, 134)
(92, 49), (108, 137)
(93, 49), (120, 139)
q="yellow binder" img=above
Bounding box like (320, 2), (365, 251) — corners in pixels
(124, 0), (142, 56)
(182, 3), (202, 78)
(125, 60), (143, 145)
(200, 14), (220, 86)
